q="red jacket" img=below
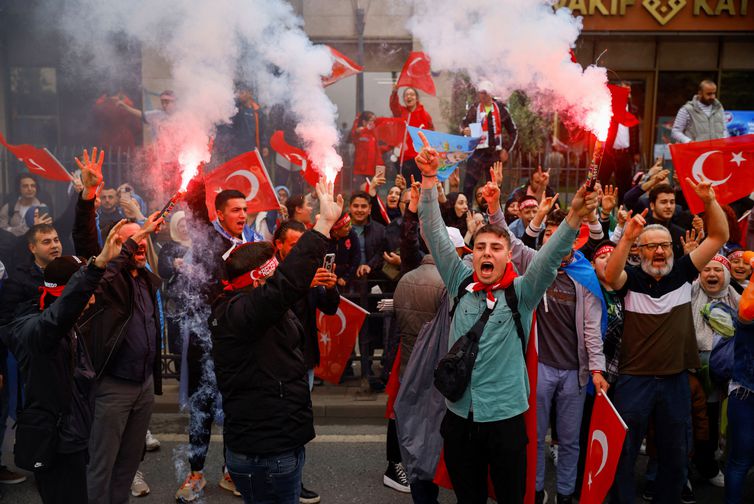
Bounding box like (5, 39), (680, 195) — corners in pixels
(350, 121), (380, 176)
(389, 90), (434, 161)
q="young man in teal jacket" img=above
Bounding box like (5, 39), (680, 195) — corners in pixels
(414, 133), (598, 503)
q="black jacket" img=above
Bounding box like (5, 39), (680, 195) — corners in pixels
(328, 229), (359, 284)
(358, 219), (388, 273)
(210, 230), (327, 455)
(461, 98), (517, 152)
(72, 196), (163, 394)
(0, 259), (44, 326)
(2, 264), (104, 454)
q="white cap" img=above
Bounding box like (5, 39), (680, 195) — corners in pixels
(477, 80), (494, 94)
(447, 227), (472, 252)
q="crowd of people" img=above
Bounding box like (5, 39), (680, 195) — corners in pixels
(0, 76), (751, 504)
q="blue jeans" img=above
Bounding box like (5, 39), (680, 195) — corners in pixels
(610, 373), (690, 504)
(226, 446), (304, 504)
(725, 387), (754, 504)
(536, 363), (586, 495)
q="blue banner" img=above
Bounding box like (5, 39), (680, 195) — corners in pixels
(726, 110), (754, 137)
(407, 126), (481, 181)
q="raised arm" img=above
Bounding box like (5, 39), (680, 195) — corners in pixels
(687, 178), (729, 270)
(73, 148), (105, 257)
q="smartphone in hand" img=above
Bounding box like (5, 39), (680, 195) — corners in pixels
(323, 253), (335, 273)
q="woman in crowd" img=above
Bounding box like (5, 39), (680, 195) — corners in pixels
(389, 85), (434, 182)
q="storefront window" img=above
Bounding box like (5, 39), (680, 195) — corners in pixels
(9, 66), (59, 146)
(720, 71), (754, 110)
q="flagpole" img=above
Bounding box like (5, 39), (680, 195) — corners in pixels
(398, 111), (412, 168)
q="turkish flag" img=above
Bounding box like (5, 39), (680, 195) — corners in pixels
(373, 117), (407, 148)
(322, 46), (363, 87)
(579, 393), (628, 504)
(314, 297), (369, 385)
(669, 134), (754, 214)
(396, 51), (436, 96)
(269, 130), (320, 187)
(204, 150), (279, 220)
(0, 132), (73, 182)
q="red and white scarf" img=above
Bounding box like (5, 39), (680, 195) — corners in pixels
(466, 262), (518, 309)
(476, 101), (503, 150)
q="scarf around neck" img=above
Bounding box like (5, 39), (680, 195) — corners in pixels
(467, 261), (518, 309)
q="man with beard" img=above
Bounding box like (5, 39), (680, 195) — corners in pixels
(672, 80), (728, 143)
(604, 177), (729, 504)
(72, 149), (164, 504)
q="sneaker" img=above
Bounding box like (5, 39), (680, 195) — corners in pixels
(176, 471), (207, 502)
(145, 429), (160, 452)
(556, 493), (572, 504)
(535, 489), (549, 504)
(640, 439), (647, 455)
(300, 484), (321, 503)
(131, 470), (150, 497)
(383, 462), (410, 493)
(708, 470), (725, 488)
(642, 480), (655, 501)
(549, 444), (559, 467)
(681, 480), (696, 504)
(0, 466), (26, 484)
(219, 467), (241, 497)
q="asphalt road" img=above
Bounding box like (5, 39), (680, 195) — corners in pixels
(0, 423), (739, 503)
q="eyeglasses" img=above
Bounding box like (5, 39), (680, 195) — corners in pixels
(638, 242), (673, 252)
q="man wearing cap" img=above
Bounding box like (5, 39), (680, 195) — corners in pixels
(210, 180), (343, 504)
(460, 81), (517, 199)
(604, 176), (729, 503)
(2, 218), (151, 503)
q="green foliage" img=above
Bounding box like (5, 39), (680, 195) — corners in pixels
(506, 91), (549, 156)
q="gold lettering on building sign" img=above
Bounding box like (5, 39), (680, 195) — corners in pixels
(694, 0), (748, 14)
(643, 0), (687, 24)
(590, 0), (610, 14)
(554, 0), (635, 13)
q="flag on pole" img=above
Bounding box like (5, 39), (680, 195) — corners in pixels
(322, 46), (363, 87)
(0, 132), (73, 182)
(407, 127), (481, 181)
(579, 393), (628, 504)
(396, 52), (436, 96)
(269, 130), (319, 187)
(373, 117), (407, 148)
(669, 134), (754, 214)
(314, 297), (369, 384)
(204, 150), (279, 220)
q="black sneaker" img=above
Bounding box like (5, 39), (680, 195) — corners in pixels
(383, 462), (410, 493)
(681, 480), (696, 504)
(300, 484), (320, 504)
(642, 480), (655, 501)
(556, 493), (572, 504)
(535, 490), (548, 504)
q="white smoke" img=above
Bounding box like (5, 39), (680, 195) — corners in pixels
(59, 0), (342, 180)
(405, 0), (612, 138)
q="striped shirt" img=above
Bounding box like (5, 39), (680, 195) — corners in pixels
(618, 254), (701, 375)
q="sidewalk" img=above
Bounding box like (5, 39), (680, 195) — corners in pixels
(154, 375), (389, 425)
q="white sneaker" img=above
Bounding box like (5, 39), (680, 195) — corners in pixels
(708, 470), (725, 488)
(131, 470), (150, 497)
(549, 444), (559, 467)
(145, 429), (160, 451)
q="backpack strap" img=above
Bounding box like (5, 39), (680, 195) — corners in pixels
(504, 284), (527, 357)
(449, 275), (475, 319)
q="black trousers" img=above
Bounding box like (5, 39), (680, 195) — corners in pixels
(462, 150), (498, 200)
(441, 409), (528, 504)
(36, 450), (88, 504)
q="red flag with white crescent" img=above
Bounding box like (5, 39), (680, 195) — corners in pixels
(579, 393), (628, 504)
(322, 46), (363, 87)
(204, 150), (279, 220)
(0, 132), (73, 183)
(269, 130), (319, 187)
(314, 297), (369, 384)
(396, 51), (436, 96)
(669, 134), (754, 214)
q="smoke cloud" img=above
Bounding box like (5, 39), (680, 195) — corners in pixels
(405, 0), (612, 138)
(59, 0), (342, 182)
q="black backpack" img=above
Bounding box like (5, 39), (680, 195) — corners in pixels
(433, 276), (526, 402)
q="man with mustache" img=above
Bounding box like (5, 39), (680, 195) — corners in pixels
(71, 148), (165, 504)
(604, 177), (729, 504)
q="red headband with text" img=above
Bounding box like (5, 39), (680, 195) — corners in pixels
(223, 256), (279, 291)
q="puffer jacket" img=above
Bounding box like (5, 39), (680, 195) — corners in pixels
(1, 264), (104, 455)
(210, 230), (328, 455)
